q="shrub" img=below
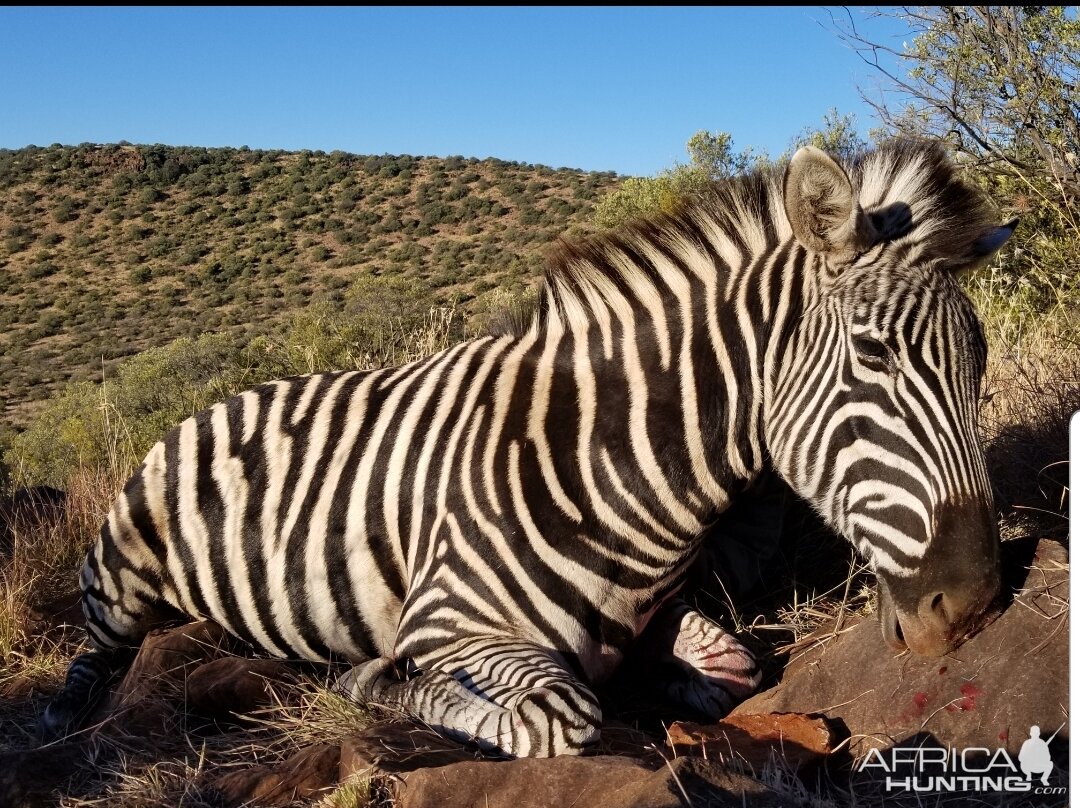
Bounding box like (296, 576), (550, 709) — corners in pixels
(52, 197), (78, 223)
(128, 265), (152, 284)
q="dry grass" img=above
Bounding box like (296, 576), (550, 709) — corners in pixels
(48, 677), (373, 807)
(980, 323), (1077, 541)
(0, 468), (123, 702)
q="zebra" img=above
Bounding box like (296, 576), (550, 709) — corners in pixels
(42, 141), (1015, 757)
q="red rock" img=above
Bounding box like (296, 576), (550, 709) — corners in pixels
(111, 621), (235, 700)
(390, 755), (778, 808)
(93, 620), (239, 737)
(207, 744), (340, 807)
(185, 657), (297, 722)
(665, 713), (833, 772)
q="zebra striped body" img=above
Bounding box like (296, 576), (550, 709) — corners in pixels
(88, 324), (745, 675)
(50, 141), (1014, 756)
(82, 287), (762, 754)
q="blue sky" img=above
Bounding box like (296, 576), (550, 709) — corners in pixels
(0, 7), (911, 176)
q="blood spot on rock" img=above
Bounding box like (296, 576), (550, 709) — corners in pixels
(938, 666), (948, 676)
(957, 682), (981, 711)
(998, 729), (1009, 743)
(900, 692), (930, 721)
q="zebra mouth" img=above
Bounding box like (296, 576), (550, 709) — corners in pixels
(876, 579), (908, 652)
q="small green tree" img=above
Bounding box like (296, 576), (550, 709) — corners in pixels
(3, 382), (103, 487)
(833, 6), (1080, 311)
(52, 196), (78, 223)
(593, 131), (766, 228)
(686, 130), (761, 179)
(3, 334), (255, 486)
(787, 108), (868, 162)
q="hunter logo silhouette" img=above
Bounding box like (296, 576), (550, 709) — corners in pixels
(1018, 726), (1054, 786)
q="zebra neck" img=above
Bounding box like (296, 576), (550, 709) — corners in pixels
(526, 236), (796, 539)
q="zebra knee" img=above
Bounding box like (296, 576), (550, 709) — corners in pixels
(334, 656), (398, 703)
(79, 511), (176, 652)
(81, 591), (141, 650)
(510, 681), (602, 757)
(81, 569), (179, 652)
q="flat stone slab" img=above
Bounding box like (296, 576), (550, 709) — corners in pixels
(666, 713), (834, 772)
(386, 755), (781, 808)
(337, 721), (781, 808)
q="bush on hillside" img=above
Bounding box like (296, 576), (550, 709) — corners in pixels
(3, 275), (479, 490)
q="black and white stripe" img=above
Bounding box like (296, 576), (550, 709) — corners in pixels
(46, 141), (1014, 755)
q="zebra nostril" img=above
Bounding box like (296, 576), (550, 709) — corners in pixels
(893, 618), (905, 647)
(930, 592), (950, 626)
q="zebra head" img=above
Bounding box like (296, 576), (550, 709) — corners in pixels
(766, 143), (1016, 657)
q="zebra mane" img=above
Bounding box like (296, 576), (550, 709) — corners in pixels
(538, 139), (1002, 332)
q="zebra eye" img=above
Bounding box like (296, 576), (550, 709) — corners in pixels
(853, 336), (890, 364)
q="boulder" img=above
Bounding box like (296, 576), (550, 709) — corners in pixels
(734, 538), (1068, 770)
(207, 743), (340, 806)
(185, 657), (298, 722)
(94, 620), (240, 737)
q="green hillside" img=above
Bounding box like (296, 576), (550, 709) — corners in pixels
(0, 143), (620, 425)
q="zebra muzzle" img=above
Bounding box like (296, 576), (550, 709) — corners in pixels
(875, 496), (1003, 656)
(877, 576), (1002, 657)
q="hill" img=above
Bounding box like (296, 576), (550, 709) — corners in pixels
(0, 143), (620, 426)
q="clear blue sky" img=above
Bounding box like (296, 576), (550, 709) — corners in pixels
(0, 7), (911, 177)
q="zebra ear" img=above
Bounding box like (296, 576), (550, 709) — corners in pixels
(943, 218), (1019, 272)
(783, 146), (873, 259)
(971, 218), (1019, 261)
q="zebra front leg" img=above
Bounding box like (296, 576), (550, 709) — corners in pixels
(336, 639), (602, 757)
(641, 597), (760, 719)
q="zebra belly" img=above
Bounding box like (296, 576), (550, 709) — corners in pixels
(155, 503), (403, 663)
(113, 419), (404, 664)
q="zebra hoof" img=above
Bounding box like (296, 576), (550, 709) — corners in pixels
(39, 649), (125, 744)
(661, 637), (763, 720)
(335, 656), (400, 703)
(664, 668), (759, 719)
(39, 694), (82, 744)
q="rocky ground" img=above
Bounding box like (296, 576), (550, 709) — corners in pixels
(0, 536), (1068, 807)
